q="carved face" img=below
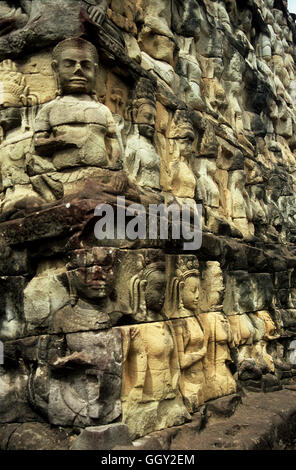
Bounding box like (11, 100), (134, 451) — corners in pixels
(213, 58), (224, 79)
(177, 135), (194, 159)
(182, 276), (199, 312)
(70, 263), (114, 302)
(145, 270), (166, 313)
(136, 103), (156, 140)
(52, 46), (97, 95)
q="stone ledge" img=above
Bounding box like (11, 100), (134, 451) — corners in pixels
(116, 388), (296, 450)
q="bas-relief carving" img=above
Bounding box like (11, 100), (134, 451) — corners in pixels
(23, 249), (168, 337)
(120, 321), (190, 439)
(32, 38), (122, 201)
(172, 316), (206, 413)
(51, 248), (123, 334)
(166, 255), (200, 319)
(235, 7), (257, 70)
(128, 252), (167, 323)
(226, 170), (254, 239)
(201, 57), (228, 119)
(248, 184), (269, 226)
(199, 262), (237, 401)
(167, 110), (196, 199)
(235, 311), (279, 375)
(172, 0), (222, 57)
(1, 0), (296, 446)
(223, 52), (245, 134)
(194, 158), (220, 232)
(176, 37), (205, 112)
(1, 331), (123, 428)
(167, 255), (207, 413)
(124, 79), (161, 191)
(0, 59), (40, 217)
(48, 329), (122, 427)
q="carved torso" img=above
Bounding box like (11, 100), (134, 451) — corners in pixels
(35, 95), (116, 169)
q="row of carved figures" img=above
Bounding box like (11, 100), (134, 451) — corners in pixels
(0, 42), (295, 244)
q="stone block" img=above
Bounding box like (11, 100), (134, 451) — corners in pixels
(71, 424), (133, 450)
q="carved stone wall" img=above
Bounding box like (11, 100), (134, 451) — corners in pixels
(1, 0), (296, 449)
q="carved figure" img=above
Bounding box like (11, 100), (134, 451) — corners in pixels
(200, 262), (236, 401)
(34, 38), (121, 175)
(0, 59), (40, 217)
(202, 57), (228, 118)
(129, 253), (167, 322)
(121, 320), (190, 438)
(125, 79), (160, 190)
(168, 110), (196, 198)
(51, 248), (122, 334)
(169, 256), (207, 412)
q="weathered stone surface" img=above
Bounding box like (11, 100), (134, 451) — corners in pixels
(71, 424), (132, 450)
(223, 272), (274, 315)
(0, 423), (73, 450)
(168, 389), (296, 450)
(48, 329), (122, 427)
(206, 394), (242, 418)
(0, 0), (296, 451)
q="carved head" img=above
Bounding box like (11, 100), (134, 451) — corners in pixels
(129, 253), (166, 317)
(132, 77), (157, 140)
(142, 262), (166, 313)
(169, 110), (195, 159)
(212, 58), (224, 79)
(133, 98), (156, 141)
(170, 256), (200, 315)
(66, 247), (115, 304)
(52, 38), (98, 96)
(201, 261), (225, 312)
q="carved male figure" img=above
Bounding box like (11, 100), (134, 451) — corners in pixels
(51, 247), (122, 334)
(34, 38), (121, 173)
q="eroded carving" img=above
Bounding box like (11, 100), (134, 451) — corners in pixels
(33, 38), (122, 200)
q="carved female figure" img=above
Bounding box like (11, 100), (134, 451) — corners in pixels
(121, 319), (190, 438)
(122, 253), (190, 437)
(125, 96), (161, 191)
(168, 110), (196, 199)
(169, 256), (207, 412)
(129, 253), (167, 322)
(200, 261), (236, 401)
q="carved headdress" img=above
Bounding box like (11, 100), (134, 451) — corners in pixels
(129, 252), (165, 318)
(169, 255), (200, 316)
